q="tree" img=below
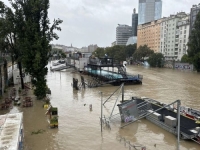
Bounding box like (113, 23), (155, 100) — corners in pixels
(92, 47), (105, 58)
(0, 0), (62, 99)
(124, 44), (137, 58)
(148, 53), (164, 67)
(187, 11), (200, 72)
(133, 45), (154, 62)
(19, 0), (62, 99)
(0, 1), (25, 89)
(181, 54), (191, 63)
(105, 45), (126, 62)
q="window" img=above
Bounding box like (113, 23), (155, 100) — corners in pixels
(184, 30), (186, 34)
(184, 35), (186, 38)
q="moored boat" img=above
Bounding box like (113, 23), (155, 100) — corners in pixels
(132, 97), (200, 144)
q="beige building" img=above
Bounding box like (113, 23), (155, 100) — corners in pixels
(137, 19), (163, 53)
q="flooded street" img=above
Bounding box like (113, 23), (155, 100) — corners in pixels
(2, 63), (200, 150)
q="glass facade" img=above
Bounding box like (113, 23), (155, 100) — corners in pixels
(138, 2), (146, 25)
(116, 25), (132, 45)
(138, 0), (162, 25)
(155, 0), (162, 20)
(132, 13), (138, 36)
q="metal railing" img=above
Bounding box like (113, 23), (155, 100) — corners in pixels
(116, 134), (146, 150)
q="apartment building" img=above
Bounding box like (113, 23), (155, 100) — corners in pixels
(160, 12), (188, 60)
(137, 19), (162, 53)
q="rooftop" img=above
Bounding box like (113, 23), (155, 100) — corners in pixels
(0, 113), (23, 150)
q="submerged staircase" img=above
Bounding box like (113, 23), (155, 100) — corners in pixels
(116, 65), (127, 78)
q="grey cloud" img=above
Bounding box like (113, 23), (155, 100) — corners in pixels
(2, 0), (200, 48)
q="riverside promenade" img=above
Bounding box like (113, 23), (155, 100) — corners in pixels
(0, 83), (55, 150)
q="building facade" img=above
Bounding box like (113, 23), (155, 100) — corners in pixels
(126, 36), (137, 46)
(116, 24), (132, 45)
(138, 0), (162, 25)
(176, 15), (190, 61)
(132, 8), (138, 36)
(88, 44), (98, 53)
(160, 12), (188, 60)
(190, 4), (200, 33)
(137, 19), (162, 53)
(111, 41), (116, 47)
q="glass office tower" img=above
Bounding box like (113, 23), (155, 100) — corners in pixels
(132, 8), (138, 36)
(138, 0), (162, 25)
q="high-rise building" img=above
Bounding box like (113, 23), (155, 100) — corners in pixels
(132, 8), (138, 36)
(116, 24), (132, 45)
(190, 4), (200, 33)
(138, 0), (162, 25)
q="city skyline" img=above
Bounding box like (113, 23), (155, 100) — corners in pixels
(2, 0), (200, 48)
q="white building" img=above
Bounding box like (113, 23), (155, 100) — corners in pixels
(176, 15), (190, 61)
(160, 12), (188, 61)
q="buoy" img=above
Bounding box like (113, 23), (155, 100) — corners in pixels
(89, 104), (92, 111)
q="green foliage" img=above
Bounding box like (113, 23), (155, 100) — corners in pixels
(0, 0), (62, 99)
(188, 11), (200, 72)
(92, 44), (136, 63)
(133, 45), (154, 61)
(105, 45), (126, 62)
(124, 44), (137, 58)
(148, 53), (164, 68)
(31, 129), (45, 135)
(0, 1), (25, 89)
(181, 54), (191, 63)
(92, 47), (105, 58)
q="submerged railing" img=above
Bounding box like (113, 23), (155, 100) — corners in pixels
(116, 134), (146, 150)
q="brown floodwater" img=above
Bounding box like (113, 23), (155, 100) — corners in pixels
(1, 63), (200, 150)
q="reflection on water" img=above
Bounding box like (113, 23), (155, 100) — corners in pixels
(1, 63), (200, 150)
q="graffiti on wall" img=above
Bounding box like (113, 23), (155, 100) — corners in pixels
(175, 63), (193, 71)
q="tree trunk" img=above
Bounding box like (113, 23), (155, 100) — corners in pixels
(18, 61), (24, 89)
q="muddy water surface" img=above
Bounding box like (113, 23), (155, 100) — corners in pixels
(1, 64), (200, 150)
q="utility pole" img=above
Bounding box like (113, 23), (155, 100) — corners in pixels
(100, 91), (103, 132)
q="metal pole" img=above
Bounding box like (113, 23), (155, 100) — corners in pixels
(177, 100), (181, 150)
(122, 83), (124, 103)
(109, 86), (122, 119)
(103, 84), (123, 105)
(100, 91), (103, 132)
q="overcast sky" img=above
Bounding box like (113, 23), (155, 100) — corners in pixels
(2, 0), (200, 48)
